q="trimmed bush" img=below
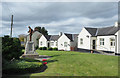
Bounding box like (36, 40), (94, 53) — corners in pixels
(39, 47), (43, 50)
(42, 47), (47, 50)
(48, 47), (53, 50)
(35, 46), (38, 50)
(53, 47), (58, 51)
(2, 36), (22, 61)
(2, 59), (42, 75)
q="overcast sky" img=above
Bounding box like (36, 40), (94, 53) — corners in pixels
(1, 1), (118, 37)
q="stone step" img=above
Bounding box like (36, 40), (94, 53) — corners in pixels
(21, 54), (39, 58)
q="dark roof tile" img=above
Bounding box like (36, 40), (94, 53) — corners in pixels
(84, 26), (119, 36)
(64, 33), (78, 41)
(44, 35), (51, 41)
(84, 27), (97, 36)
(50, 35), (60, 41)
(97, 26), (119, 36)
(64, 33), (73, 41)
(44, 35), (60, 41)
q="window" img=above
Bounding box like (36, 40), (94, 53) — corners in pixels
(50, 42), (54, 46)
(110, 38), (115, 46)
(64, 42), (67, 47)
(56, 42), (57, 46)
(100, 38), (104, 45)
(80, 38), (83, 45)
(40, 41), (42, 45)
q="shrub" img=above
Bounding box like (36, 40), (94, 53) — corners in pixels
(42, 47), (47, 50)
(53, 47), (58, 51)
(35, 46), (38, 50)
(48, 47), (53, 50)
(21, 46), (25, 49)
(2, 36), (22, 61)
(39, 47), (43, 50)
(2, 59), (42, 75)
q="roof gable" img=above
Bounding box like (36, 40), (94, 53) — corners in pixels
(64, 33), (73, 41)
(44, 35), (51, 41)
(64, 33), (78, 41)
(84, 27), (97, 36)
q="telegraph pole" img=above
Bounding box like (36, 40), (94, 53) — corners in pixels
(10, 15), (13, 37)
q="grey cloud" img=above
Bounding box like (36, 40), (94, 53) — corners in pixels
(1, 2), (118, 37)
(2, 2), (117, 22)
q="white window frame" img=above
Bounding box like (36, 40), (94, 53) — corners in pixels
(110, 38), (115, 46)
(50, 42), (54, 46)
(40, 41), (42, 46)
(100, 38), (104, 45)
(80, 38), (83, 45)
(64, 42), (67, 47)
(56, 42), (57, 46)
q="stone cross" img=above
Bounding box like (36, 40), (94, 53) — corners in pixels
(28, 26), (33, 41)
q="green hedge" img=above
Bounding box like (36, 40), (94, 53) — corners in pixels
(38, 47), (58, 51)
(38, 47), (47, 50)
(39, 47), (43, 50)
(53, 47), (58, 51)
(2, 59), (42, 75)
(43, 47), (47, 50)
(2, 36), (23, 61)
(48, 47), (53, 50)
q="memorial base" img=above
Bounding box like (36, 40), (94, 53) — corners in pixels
(22, 54), (39, 58)
(22, 41), (39, 58)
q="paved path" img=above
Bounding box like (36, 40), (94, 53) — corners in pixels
(35, 55), (51, 61)
(93, 52), (117, 56)
(75, 50), (119, 56)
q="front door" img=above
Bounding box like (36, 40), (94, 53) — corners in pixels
(48, 42), (50, 48)
(92, 40), (96, 49)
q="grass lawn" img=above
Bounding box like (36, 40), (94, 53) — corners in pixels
(29, 50), (118, 77)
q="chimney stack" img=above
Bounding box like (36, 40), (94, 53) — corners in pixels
(115, 22), (118, 27)
(59, 32), (62, 36)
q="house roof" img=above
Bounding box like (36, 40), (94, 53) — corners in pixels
(84, 26), (119, 36)
(64, 33), (78, 41)
(44, 35), (51, 41)
(44, 33), (78, 41)
(84, 27), (97, 36)
(64, 33), (73, 41)
(50, 35), (60, 41)
(44, 35), (60, 41)
(97, 26), (119, 36)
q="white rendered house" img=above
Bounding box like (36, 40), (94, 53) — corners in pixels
(78, 22), (120, 55)
(58, 33), (78, 51)
(39, 35), (59, 48)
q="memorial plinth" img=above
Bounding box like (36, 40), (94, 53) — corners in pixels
(25, 41), (35, 54)
(22, 41), (39, 58)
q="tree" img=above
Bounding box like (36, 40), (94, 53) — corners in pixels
(34, 27), (41, 33)
(2, 36), (22, 61)
(34, 26), (48, 35)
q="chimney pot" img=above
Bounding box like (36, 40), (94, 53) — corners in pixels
(115, 22), (118, 27)
(59, 32), (62, 36)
